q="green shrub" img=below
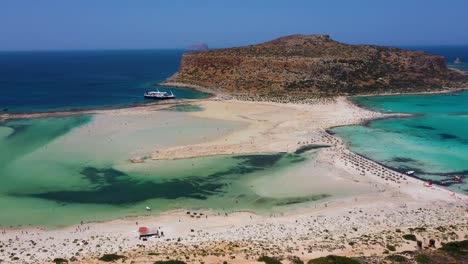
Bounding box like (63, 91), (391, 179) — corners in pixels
(98, 254), (126, 262)
(402, 234), (417, 241)
(289, 256), (304, 264)
(154, 261), (187, 264)
(386, 245), (396, 251)
(257, 256), (282, 264)
(438, 240), (468, 256)
(53, 258), (68, 264)
(415, 254), (433, 264)
(307, 255), (360, 264)
(385, 254), (408, 262)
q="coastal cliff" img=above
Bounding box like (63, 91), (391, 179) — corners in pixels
(164, 35), (467, 97)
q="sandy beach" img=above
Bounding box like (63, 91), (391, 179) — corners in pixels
(0, 97), (466, 264)
(150, 97), (401, 160)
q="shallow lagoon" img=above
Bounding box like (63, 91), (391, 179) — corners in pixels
(333, 91), (468, 193)
(0, 111), (371, 228)
(0, 112), (242, 227)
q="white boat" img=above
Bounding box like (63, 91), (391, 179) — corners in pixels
(406, 170), (415, 175)
(144, 89), (175, 100)
(145, 206), (151, 211)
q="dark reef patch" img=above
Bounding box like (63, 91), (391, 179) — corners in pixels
(80, 167), (127, 185)
(0, 116), (92, 165)
(423, 170), (468, 177)
(163, 104), (204, 112)
(28, 166), (227, 204)
(448, 112), (468, 117)
(392, 166), (468, 178)
(439, 133), (458, 140)
(349, 152), (465, 190)
(391, 157), (417, 163)
(17, 153), (307, 205)
(3, 124), (29, 139)
(289, 156), (307, 163)
(391, 165), (467, 188)
(294, 144), (329, 154)
(233, 153), (285, 167)
(274, 194), (331, 206)
(409, 125), (435, 130)
(255, 194), (330, 206)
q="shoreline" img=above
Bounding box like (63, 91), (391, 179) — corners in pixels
(0, 98), (211, 122)
(351, 86), (468, 98)
(1, 93), (467, 263)
(157, 81), (220, 98)
(2, 84), (466, 122)
(159, 79), (468, 98)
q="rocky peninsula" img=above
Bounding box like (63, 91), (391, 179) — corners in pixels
(162, 35), (468, 100)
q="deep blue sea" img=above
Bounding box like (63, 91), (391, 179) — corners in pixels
(0, 50), (206, 113)
(0, 46), (466, 113)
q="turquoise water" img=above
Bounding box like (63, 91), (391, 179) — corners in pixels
(354, 91), (468, 114)
(332, 91), (468, 193)
(0, 113), (344, 228)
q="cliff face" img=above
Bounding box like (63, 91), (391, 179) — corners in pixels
(167, 35), (466, 96)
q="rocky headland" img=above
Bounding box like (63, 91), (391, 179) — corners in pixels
(163, 35), (468, 100)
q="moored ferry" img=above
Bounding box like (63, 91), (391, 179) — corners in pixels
(144, 89), (175, 99)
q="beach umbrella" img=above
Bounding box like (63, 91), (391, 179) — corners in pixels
(138, 226), (148, 235)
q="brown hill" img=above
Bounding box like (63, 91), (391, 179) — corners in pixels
(164, 35), (467, 96)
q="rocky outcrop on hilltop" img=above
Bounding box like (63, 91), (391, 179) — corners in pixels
(164, 35), (467, 97)
(186, 43), (209, 52)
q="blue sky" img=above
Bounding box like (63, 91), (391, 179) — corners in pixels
(1, 0), (467, 50)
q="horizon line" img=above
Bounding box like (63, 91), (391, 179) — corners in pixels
(1, 43), (468, 53)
